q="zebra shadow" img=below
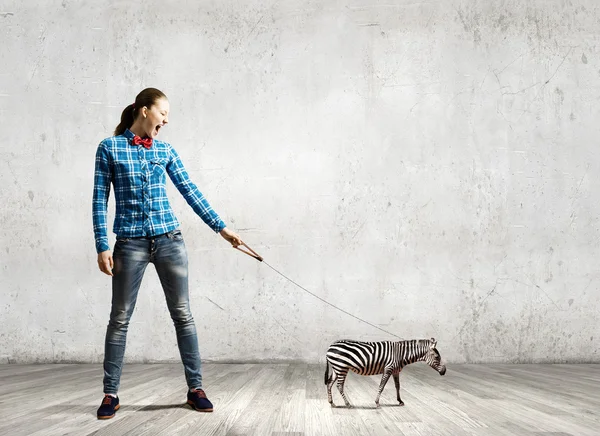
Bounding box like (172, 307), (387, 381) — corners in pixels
(332, 404), (403, 410)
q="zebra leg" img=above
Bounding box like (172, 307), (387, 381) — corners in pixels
(327, 372), (338, 407)
(393, 373), (404, 406)
(374, 370), (393, 407)
(336, 371), (352, 408)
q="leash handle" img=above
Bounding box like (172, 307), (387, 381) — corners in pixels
(234, 241), (263, 262)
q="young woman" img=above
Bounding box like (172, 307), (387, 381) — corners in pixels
(93, 87), (242, 419)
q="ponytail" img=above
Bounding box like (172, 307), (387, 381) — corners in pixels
(114, 104), (136, 136)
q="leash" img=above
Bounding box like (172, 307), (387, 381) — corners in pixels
(234, 241), (403, 340)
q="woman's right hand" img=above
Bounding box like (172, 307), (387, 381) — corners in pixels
(97, 250), (114, 276)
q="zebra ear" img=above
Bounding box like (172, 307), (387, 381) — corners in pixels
(430, 338), (437, 348)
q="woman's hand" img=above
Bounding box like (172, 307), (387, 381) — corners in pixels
(97, 250), (114, 276)
(219, 227), (242, 247)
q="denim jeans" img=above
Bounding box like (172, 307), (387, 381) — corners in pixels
(103, 229), (203, 394)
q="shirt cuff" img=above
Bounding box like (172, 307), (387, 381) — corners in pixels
(213, 219), (227, 233)
(96, 239), (110, 253)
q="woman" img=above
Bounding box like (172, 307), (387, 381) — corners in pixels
(93, 87), (242, 419)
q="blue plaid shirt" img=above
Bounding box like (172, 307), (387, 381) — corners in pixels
(92, 128), (226, 253)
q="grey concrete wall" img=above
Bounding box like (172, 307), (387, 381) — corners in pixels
(1, 0), (599, 364)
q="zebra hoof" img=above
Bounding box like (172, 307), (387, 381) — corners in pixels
(375, 403), (380, 408)
(398, 401), (405, 406)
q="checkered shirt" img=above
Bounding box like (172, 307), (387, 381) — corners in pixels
(92, 129), (226, 253)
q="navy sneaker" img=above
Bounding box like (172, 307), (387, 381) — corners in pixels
(97, 395), (120, 419)
(187, 389), (213, 412)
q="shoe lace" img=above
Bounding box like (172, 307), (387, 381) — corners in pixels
(102, 395), (113, 405)
(192, 389), (207, 399)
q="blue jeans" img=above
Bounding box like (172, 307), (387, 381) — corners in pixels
(103, 229), (203, 394)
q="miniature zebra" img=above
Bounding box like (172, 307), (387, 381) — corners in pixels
(324, 338), (446, 408)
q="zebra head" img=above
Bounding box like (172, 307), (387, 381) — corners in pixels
(423, 338), (446, 376)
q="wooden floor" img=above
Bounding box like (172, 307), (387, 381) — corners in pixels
(0, 363), (599, 436)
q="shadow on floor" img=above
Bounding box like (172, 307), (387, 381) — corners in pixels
(332, 404), (403, 410)
(39, 403), (190, 417)
(135, 404), (189, 412)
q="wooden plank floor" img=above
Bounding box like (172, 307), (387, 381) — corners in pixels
(0, 363), (599, 436)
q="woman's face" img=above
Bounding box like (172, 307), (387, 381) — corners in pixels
(141, 97), (170, 138)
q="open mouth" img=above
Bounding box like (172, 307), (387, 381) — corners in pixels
(154, 124), (163, 135)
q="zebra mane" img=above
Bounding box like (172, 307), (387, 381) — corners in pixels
(397, 339), (431, 346)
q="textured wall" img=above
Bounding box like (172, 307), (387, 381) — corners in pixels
(1, 0), (599, 364)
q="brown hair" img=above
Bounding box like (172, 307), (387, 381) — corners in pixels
(114, 87), (167, 136)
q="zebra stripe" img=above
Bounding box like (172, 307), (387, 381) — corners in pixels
(324, 338), (446, 408)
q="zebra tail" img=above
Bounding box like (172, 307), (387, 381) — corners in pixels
(324, 360), (331, 385)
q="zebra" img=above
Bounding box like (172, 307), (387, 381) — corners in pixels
(324, 338), (446, 408)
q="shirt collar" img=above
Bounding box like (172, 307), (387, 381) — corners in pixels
(124, 128), (157, 145)
(123, 129), (135, 141)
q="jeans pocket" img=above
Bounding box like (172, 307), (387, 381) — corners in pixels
(169, 229), (184, 242)
(116, 237), (130, 244)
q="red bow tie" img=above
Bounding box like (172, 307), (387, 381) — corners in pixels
(132, 135), (153, 149)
